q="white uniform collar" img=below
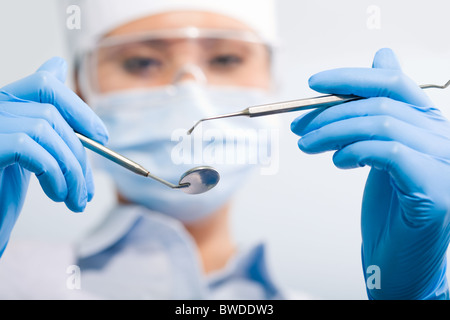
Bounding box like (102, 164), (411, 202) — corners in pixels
(75, 204), (181, 259)
(74, 204), (295, 299)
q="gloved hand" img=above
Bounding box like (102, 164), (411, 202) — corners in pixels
(0, 57), (109, 256)
(291, 48), (450, 299)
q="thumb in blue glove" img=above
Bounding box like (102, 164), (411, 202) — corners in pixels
(0, 57), (109, 256)
(291, 48), (450, 299)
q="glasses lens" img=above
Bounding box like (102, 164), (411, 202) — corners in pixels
(90, 30), (271, 94)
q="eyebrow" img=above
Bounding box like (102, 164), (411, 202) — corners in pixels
(104, 37), (253, 50)
(97, 38), (263, 63)
(140, 39), (171, 50)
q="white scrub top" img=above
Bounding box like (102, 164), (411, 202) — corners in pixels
(0, 205), (308, 300)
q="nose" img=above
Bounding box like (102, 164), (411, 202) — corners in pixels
(171, 64), (207, 85)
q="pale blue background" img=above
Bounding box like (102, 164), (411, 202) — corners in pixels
(0, 0), (449, 299)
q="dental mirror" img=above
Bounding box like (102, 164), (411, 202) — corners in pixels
(177, 166), (221, 194)
(76, 133), (220, 195)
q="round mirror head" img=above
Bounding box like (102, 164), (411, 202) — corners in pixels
(178, 166), (220, 194)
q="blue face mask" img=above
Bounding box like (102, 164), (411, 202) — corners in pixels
(91, 82), (275, 222)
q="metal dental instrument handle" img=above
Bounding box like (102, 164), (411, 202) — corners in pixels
(420, 80), (450, 89)
(187, 80), (450, 135)
(75, 133), (220, 194)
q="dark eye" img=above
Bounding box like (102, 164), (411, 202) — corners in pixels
(122, 57), (162, 74)
(210, 55), (243, 68)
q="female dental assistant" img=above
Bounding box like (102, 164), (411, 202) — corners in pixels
(0, 0), (299, 300)
(0, 0), (450, 300)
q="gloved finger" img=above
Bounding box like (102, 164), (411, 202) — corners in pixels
(0, 133), (67, 203)
(289, 107), (326, 134)
(291, 97), (446, 137)
(308, 67), (433, 109)
(297, 115), (450, 159)
(291, 48), (407, 137)
(332, 140), (450, 214)
(0, 116), (88, 212)
(372, 48), (403, 70)
(37, 56), (68, 83)
(0, 99), (94, 201)
(0, 57), (109, 145)
(84, 160), (95, 202)
(36, 58), (96, 201)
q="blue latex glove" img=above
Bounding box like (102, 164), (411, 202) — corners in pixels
(291, 48), (450, 299)
(0, 57), (109, 256)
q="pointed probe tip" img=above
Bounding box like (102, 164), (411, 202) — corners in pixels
(444, 80), (450, 89)
(186, 120), (203, 135)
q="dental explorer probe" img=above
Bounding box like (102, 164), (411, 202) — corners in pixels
(186, 80), (450, 135)
(75, 133), (220, 195)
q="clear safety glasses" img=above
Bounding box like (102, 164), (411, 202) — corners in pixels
(80, 27), (272, 95)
